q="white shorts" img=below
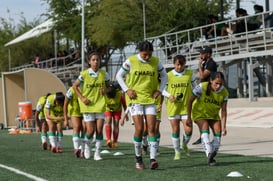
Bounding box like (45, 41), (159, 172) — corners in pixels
(168, 115), (188, 120)
(129, 104), (156, 116)
(83, 113), (105, 122)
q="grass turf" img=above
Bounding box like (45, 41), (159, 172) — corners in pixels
(0, 130), (272, 181)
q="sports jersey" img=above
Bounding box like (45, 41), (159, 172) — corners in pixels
(36, 95), (47, 119)
(44, 94), (64, 118)
(125, 54), (159, 105)
(105, 89), (122, 112)
(191, 82), (229, 121)
(66, 87), (82, 117)
(165, 69), (193, 116)
(77, 68), (107, 113)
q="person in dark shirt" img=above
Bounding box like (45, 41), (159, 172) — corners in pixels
(192, 46), (217, 145)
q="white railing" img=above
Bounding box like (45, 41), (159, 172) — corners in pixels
(146, 10), (273, 68)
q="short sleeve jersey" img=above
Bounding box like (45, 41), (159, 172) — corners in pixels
(66, 87), (82, 117)
(191, 82), (229, 121)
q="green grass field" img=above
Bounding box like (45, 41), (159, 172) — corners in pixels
(0, 130), (272, 181)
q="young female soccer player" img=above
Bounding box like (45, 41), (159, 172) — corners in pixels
(73, 52), (110, 160)
(45, 92), (66, 153)
(104, 83), (126, 148)
(186, 72), (228, 166)
(116, 40), (168, 170)
(163, 55), (197, 160)
(64, 86), (85, 158)
(35, 93), (51, 150)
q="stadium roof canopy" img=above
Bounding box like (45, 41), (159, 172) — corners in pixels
(4, 18), (54, 47)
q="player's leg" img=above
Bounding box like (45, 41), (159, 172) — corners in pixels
(169, 117), (181, 160)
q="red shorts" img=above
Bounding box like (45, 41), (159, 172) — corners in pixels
(105, 111), (122, 120)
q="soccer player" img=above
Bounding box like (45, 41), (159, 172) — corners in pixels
(63, 86), (85, 158)
(104, 83), (126, 148)
(116, 40), (168, 170)
(187, 72), (228, 166)
(45, 92), (66, 153)
(163, 55), (197, 160)
(34, 93), (51, 150)
(73, 52), (110, 161)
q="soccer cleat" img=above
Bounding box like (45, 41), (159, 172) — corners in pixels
(112, 142), (118, 148)
(174, 153), (181, 160)
(42, 142), (47, 150)
(182, 146), (190, 157)
(94, 153), (102, 161)
(84, 143), (91, 159)
(208, 151), (217, 166)
(150, 159), (159, 170)
(57, 148), (63, 153)
(51, 146), (56, 153)
(135, 156), (144, 170)
(192, 137), (201, 145)
(106, 140), (112, 148)
(74, 149), (80, 158)
(142, 145), (148, 155)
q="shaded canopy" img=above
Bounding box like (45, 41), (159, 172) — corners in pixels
(4, 19), (54, 47)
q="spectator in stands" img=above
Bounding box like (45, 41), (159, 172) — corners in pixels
(32, 54), (42, 68)
(221, 8), (248, 36)
(248, 4), (264, 31)
(204, 15), (222, 39)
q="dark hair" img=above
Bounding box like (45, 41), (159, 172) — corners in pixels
(254, 4), (263, 12)
(88, 51), (101, 60)
(105, 85), (116, 99)
(173, 55), (186, 64)
(138, 40), (153, 51)
(55, 92), (65, 105)
(206, 72), (225, 96)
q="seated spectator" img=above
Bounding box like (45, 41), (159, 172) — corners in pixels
(32, 54), (42, 68)
(203, 15), (223, 39)
(221, 8), (248, 36)
(248, 4), (264, 31)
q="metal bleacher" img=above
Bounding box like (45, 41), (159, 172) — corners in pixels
(146, 11), (273, 67)
(146, 11), (273, 100)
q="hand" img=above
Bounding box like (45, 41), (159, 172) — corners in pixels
(99, 88), (105, 95)
(152, 90), (161, 99)
(81, 96), (90, 105)
(169, 95), (176, 103)
(126, 89), (137, 99)
(222, 127), (227, 136)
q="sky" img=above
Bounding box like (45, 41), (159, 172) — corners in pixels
(0, 0), (49, 24)
(0, 0), (272, 25)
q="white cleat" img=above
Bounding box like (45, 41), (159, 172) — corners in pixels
(84, 143), (91, 159)
(94, 153), (102, 161)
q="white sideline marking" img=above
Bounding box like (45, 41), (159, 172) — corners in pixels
(0, 164), (48, 181)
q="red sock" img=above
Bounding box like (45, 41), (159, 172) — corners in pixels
(113, 130), (119, 143)
(105, 125), (112, 140)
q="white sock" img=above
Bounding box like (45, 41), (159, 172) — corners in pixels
(49, 136), (56, 147)
(182, 133), (192, 147)
(41, 136), (47, 143)
(57, 136), (62, 148)
(134, 141), (142, 157)
(149, 141), (158, 160)
(211, 135), (221, 153)
(171, 137), (180, 154)
(95, 140), (102, 155)
(201, 132), (211, 157)
(73, 136), (80, 149)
